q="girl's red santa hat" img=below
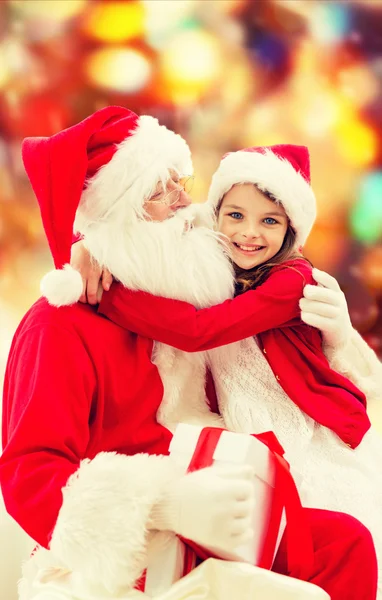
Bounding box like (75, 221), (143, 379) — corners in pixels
(207, 144), (316, 246)
(22, 106), (192, 306)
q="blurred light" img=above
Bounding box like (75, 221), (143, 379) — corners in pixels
(292, 40), (317, 78)
(305, 226), (348, 272)
(241, 108), (284, 149)
(338, 64), (379, 108)
(350, 172), (382, 244)
(10, 0), (87, 20)
(207, 0), (246, 14)
(0, 138), (7, 167)
(0, 54), (10, 89)
(274, 0), (311, 16)
(250, 33), (289, 73)
(353, 0), (382, 6)
(4, 94), (72, 137)
(0, 301), (20, 389)
(144, 0), (195, 49)
(309, 3), (352, 45)
(160, 30), (222, 104)
(335, 118), (377, 167)
(340, 272), (379, 332)
(220, 56), (252, 109)
(83, 1), (144, 43)
(348, 293), (379, 333)
(301, 91), (346, 138)
(86, 48), (152, 94)
(0, 37), (33, 87)
(359, 246), (382, 293)
(161, 30), (220, 83)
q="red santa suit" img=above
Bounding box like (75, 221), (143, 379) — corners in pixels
(0, 107), (216, 599)
(0, 116), (378, 600)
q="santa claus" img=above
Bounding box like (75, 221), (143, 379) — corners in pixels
(0, 106), (377, 600)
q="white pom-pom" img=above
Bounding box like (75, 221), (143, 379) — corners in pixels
(40, 264), (83, 307)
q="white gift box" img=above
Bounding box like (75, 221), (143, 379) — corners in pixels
(144, 535), (196, 597)
(169, 424), (286, 566)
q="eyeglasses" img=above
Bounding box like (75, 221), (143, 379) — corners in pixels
(149, 176), (194, 206)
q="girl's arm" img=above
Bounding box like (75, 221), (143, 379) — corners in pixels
(98, 262), (312, 352)
(71, 239), (113, 305)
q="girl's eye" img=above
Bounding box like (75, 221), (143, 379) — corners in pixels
(263, 217), (278, 225)
(228, 212), (243, 220)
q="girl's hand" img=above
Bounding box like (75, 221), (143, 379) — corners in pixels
(299, 268), (353, 348)
(70, 241), (112, 305)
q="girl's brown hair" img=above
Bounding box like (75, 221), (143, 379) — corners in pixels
(217, 186), (309, 295)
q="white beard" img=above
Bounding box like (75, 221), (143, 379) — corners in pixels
(81, 204), (234, 430)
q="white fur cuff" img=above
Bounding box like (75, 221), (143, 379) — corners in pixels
(48, 452), (179, 595)
(324, 329), (382, 404)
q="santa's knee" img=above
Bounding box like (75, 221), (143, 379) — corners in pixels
(338, 513), (376, 558)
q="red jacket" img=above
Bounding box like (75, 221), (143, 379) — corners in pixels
(0, 299), (171, 547)
(98, 260), (370, 449)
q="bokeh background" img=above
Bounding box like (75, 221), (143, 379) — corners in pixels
(1, 0), (382, 385)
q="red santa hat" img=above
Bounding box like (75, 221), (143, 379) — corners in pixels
(22, 105), (193, 306)
(207, 144), (316, 246)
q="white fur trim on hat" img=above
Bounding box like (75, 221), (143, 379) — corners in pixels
(207, 149), (317, 246)
(40, 264), (83, 307)
(75, 115), (193, 233)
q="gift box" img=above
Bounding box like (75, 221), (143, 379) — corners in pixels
(143, 535), (196, 597)
(169, 425), (313, 578)
(155, 558), (330, 600)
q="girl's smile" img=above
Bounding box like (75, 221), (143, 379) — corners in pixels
(233, 242), (266, 254)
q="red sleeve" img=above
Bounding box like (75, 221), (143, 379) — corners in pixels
(98, 262), (313, 352)
(0, 324), (95, 547)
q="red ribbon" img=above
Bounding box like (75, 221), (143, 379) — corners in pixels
(182, 427), (314, 580)
(182, 544), (197, 576)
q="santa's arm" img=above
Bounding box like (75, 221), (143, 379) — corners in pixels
(300, 268), (382, 404)
(0, 325), (178, 595)
(323, 331), (382, 404)
(98, 263), (310, 352)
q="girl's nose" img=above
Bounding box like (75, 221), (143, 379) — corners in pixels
(242, 225), (261, 239)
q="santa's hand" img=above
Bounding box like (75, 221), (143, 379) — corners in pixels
(299, 268), (352, 348)
(70, 240), (113, 304)
(150, 465), (254, 553)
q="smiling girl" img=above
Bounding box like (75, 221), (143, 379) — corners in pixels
(217, 182), (298, 291)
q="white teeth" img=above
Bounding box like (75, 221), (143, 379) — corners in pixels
(236, 244), (263, 252)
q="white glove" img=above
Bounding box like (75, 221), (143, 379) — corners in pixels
(150, 465), (254, 554)
(299, 268), (353, 348)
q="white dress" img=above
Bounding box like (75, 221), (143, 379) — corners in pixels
(208, 337), (382, 597)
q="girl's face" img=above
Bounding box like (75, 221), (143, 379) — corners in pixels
(217, 184), (288, 270)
